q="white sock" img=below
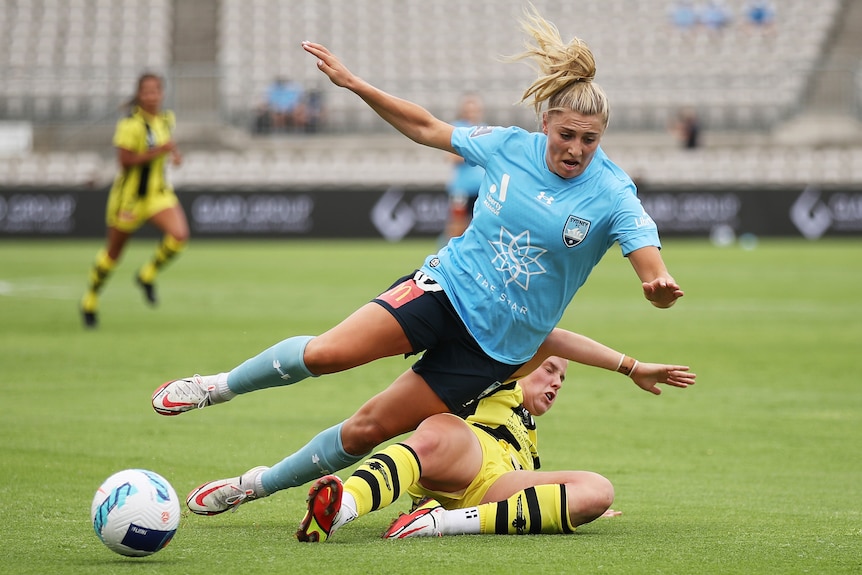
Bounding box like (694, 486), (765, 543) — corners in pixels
(440, 506), (480, 535)
(251, 471), (270, 498)
(209, 372), (236, 403)
(332, 491), (359, 533)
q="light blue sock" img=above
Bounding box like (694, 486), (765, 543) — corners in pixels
(260, 422), (365, 494)
(227, 335), (315, 395)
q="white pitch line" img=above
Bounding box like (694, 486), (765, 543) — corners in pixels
(0, 278), (80, 300)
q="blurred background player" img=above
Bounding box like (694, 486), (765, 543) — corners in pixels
(80, 73), (187, 328)
(439, 93), (486, 246)
(294, 355), (666, 542)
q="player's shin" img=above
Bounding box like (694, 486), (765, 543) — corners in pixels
(227, 335), (316, 393)
(261, 422), (365, 493)
(478, 484), (574, 535)
(343, 443), (422, 516)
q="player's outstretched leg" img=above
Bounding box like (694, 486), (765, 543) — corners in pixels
(296, 475), (344, 543)
(186, 466), (270, 516)
(151, 335), (316, 416)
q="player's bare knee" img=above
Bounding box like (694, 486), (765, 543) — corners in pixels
(301, 338), (339, 374)
(403, 419), (447, 460)
(341, 416), (392, 455)
(593, 474), (615, 510)
(568, 473), (615, 524)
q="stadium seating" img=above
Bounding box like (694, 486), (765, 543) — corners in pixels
(0, 0), (846, 128)
(1, 0), (861, 189)
(216, 0), (843, 131)
(0, 0), (171, 120)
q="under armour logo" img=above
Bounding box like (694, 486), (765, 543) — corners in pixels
(536, 192), (555, 205)
(273, 360), (291, 380)
(311, 453), (331, 474)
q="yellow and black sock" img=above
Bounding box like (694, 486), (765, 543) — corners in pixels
(81, 249), (117, 311)
(138, 235), (185, 284)
(478, 484), (575, 535)
(343, 443), (422, 517)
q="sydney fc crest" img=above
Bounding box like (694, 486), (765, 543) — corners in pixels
(563, 215), (590, 247)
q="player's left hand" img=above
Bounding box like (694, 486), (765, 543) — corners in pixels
(302, 41), (356, 89)
(642, 277), (684, 308)
(631, 363), (696, 395)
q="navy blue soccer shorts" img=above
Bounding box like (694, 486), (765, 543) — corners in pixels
(373, 270), (523, 417)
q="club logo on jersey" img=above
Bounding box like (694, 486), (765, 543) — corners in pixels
(488, 226), (547, 290)
(563, 215), (591, 247)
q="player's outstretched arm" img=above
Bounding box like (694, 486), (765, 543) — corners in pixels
(519, 328), (695, 395)
(302, 41), (455, 152)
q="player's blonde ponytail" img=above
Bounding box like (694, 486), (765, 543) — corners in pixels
(506, 4), (609, 127)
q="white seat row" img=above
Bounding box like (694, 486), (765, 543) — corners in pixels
(5, 145), (862, 188)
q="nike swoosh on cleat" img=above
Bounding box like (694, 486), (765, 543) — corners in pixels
(401, 527), (430, 537)
(192, 483), (231, 508)
(160, 396), (195, 409)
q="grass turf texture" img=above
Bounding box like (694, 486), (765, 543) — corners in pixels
(1, 238), (859, 575)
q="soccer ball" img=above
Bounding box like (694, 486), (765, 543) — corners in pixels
(90, 469), (181, 557)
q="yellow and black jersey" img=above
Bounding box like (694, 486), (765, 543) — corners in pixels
(407, 382), (541, 509)
(110, 106), (175, 200)
(465, 382), (540, 471)
(105, 107), (179, 232)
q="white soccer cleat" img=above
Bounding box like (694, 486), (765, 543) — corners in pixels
(382, 500), (445, 539)
(151, 375), (215, 416)
(186, 466), (270, 516)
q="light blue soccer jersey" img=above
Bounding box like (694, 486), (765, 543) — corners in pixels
(420, 125), (661, 364)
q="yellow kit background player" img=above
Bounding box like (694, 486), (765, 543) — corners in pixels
(80, 73), (188, 328)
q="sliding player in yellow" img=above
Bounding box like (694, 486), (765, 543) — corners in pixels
(297, 354), (693, 540)
(80, 73), (187, 328)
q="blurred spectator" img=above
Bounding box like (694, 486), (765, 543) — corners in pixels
(303, 88), (325, 133)
(256, 76), (309, 133)
(670, 107), (702, 150)
(745, 1), (776, 33)
(700, 1), (731, 33)
(669, 1), (698, 32)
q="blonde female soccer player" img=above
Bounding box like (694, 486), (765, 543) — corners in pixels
(154, 5), (684, 505)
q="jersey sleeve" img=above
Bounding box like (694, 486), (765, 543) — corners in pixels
(612, 183), (662, 256)
(112, 117), (143, 152)
(450, 125), (514, 169)
(163, 110), (176, 132)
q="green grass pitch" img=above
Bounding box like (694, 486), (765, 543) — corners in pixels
(1, 238), (860, 574)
